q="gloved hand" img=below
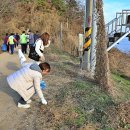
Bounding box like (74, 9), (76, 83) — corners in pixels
(41, 98), (47, 105)
(39, 55), (45, 61)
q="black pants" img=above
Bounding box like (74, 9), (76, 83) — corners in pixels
(7, 44), (10, 52)
(21, 44), (27, 54)
(18, 97), (26, 104)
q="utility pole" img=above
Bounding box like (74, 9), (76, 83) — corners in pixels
(81, 0), (93, 70)
(90, 0), (97, 77)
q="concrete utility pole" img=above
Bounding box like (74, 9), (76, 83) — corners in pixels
(90, 0), (97, 76)
(81, 0), (93, 70)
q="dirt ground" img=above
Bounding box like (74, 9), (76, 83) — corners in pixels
(0, 50), (26, 130)
(0, 48), (82, 130)
(0, 48), (130, 130)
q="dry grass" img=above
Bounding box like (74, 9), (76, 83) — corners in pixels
(0, 1), (81, 56)
(109, 48), (130, 77)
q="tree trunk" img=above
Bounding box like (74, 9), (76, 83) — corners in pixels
(94, 0), (113, 95)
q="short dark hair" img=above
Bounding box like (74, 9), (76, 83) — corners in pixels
(39, 62), (51, 72)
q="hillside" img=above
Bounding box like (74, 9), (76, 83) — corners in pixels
(0, 45), (130, 130)
(109, 48), (130, 78)
(0, 0), (83, 55)
(0, 0), (130, 129)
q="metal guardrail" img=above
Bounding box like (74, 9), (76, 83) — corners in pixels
(106, 10), (130, 37)
(107, 30), (130, 51)
(105, 10), (130, 51)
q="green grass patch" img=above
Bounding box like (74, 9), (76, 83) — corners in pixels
(71, 80), (115, 129)
(73, 108), (86, 127)
(102, 128), (113, 130)
(64, 108), (86, 128)
(73, 80), (90, 89)
(72, 80), (114, 109)
(112, 73), (130, 101)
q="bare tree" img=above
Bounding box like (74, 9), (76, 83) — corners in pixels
(0, 0), (15, 17)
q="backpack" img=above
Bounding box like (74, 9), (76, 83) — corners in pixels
(28, 39), (43, 61)
(1, 43), (7, 52)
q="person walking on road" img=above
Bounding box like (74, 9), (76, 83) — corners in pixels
(28, 30), (34, 48)
(8, 33), (17, 54)
(3, 33), (9, 51)
(34, 31), (40, 43)
(20, 31), (27, 54)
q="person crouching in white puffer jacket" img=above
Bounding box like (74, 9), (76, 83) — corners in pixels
(7, 61), (51, 109)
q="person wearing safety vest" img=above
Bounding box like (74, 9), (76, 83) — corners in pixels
(8, 33), (17, 54)
(20, 31), (27, 54)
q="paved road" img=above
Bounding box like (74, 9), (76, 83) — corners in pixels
(0, 50), (26, 130)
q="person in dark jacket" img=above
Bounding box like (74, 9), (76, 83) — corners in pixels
(15, 33), (20, 47)
(28, 30), (34, 48)
(34, 31), (40, 43)
(3, 33), (9, 52)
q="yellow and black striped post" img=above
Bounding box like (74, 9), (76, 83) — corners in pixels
(83, 27), (92, 50)
(81, 0), (93, 70)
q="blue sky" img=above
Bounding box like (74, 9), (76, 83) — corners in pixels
(78, 0), (130, 53)
(78, 0), (130, 24)
(103, 0), (130, 53)
(103, 0), (130, 23)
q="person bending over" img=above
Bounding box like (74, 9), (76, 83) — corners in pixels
(7, 62), (51, 108)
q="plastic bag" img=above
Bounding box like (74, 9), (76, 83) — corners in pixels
(40, 80), (46, 90)
(1, 43), (7, 52)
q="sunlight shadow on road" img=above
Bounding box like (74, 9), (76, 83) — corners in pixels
(0, 75), (20, 105)
(6, 62), (19, 71)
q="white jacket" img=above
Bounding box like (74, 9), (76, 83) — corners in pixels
(7, 63), (44, 101)
(35, 38), (50, 57)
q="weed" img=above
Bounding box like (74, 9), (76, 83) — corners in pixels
(102, 128), (113, 130)
(74, 108), (86, 127)
(73, 80), (91, 89)
(71, 80), (115, 129)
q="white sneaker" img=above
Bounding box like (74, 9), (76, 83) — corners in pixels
(26, 99), (32, 104)
(18, 102), (30, 108)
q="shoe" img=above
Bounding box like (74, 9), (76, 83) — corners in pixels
(18, 102), (30, 108)
(26, 99), (32, 104)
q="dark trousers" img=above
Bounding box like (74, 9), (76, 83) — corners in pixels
(7, 44), (10, 52)
(14, 42), (18, 48)
(10, 44), (14, 54)
(29, 44), (34, 49)
(18, 97), (26, 104)
(21, 44), (27, 54)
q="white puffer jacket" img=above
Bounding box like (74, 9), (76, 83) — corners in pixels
(7, 63), (44, 101)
